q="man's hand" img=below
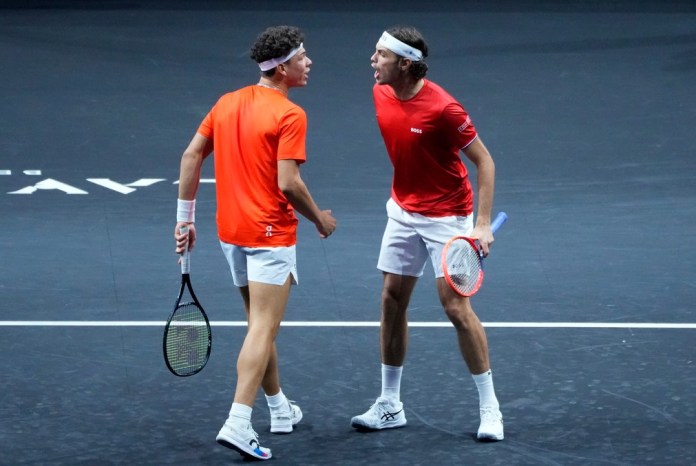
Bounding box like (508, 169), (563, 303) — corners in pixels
(315, 210), (337, 238)
(174, 222), (196, 254)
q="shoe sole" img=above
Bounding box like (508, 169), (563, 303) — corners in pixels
(216, 434), (272, 460)
(477, 433), (504, 442)
(270, 424), (293, 434)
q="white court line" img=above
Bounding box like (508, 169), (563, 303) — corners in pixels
(0, 321), (695, 329)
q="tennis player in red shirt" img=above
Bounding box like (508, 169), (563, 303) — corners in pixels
(351, 25), (504, 441)
(175, 25), (336, 460)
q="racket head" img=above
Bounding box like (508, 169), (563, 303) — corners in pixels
(163, 291), (212, 377)
(442, 236), (484, 297)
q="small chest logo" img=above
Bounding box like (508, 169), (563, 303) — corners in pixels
(410, 127), (423, 134)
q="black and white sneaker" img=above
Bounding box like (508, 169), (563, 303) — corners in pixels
(351, 397), (407, 430)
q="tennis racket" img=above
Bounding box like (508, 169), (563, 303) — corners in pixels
(442, 212), (508, 297)
(163, 225), (212, 377)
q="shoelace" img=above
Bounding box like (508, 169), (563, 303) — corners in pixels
(242, 423), (260, 440)
(369, 399), (391, 418)
(479, 408), (502, 422)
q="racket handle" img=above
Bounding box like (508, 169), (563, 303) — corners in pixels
(491, 211), (508, 233)
(179, 225), (191, 274)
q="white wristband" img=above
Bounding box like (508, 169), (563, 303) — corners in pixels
(177, 199), (195, 222)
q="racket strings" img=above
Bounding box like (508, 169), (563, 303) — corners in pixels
(445, 242), (483, 295)
(165, 303), (210, 375)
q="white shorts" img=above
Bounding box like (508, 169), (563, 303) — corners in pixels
(220, 242), (298, 287)
(377, 198), (473, 278)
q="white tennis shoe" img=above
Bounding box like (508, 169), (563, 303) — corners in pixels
(477, 406), (504, 441)
(351, 397), (407, 430)
(216, 421), (272, 460)
(270, 400), (303, 434)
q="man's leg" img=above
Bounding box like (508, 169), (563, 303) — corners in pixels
(216, 277), (291, 459)
(436, 278), (504, 441)
(238, 286), (281, 396)
(234, 277), (291, 406)
(238, 278), (301, 434)
(351, 272), (417, 430)
(436, 278), (490, 373)
(380, 272), (418, 366)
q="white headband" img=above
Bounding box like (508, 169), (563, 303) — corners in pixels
(378, 31), (422, 61)
(258, 43), (303, 71)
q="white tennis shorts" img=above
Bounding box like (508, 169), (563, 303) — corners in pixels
(220, 242), (298, 287)
(378, 198), (473, 278)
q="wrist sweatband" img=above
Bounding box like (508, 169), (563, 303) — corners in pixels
(177, 199), (195, 222)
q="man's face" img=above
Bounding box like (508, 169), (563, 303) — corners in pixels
(371, 45), (402, 85)
(283, 47), (312, 88)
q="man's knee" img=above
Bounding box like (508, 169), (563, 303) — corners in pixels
(444, 303), (477, 330)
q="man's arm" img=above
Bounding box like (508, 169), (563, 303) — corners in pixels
(179, 133), (213, 200)
(462, 136), (496, 255)
(277, 159), (336, 238)
(175, 133), (213, 252)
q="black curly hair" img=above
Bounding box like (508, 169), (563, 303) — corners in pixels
(386, 26), (429, 80)
(250, 25), (304, 77)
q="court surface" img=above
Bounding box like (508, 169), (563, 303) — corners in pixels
(1, 1), (695, 464)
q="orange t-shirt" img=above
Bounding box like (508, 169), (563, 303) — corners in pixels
(197, 85), (307, 247)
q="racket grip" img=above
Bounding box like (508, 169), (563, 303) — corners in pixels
(491, 212), (508, 233)
(179, 225), (191, 274)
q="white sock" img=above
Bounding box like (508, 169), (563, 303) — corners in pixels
(380, 364), (403, 403)
(228, 402), (252, 426)
(472, 369), (499, 410)
(265, 389), (287, 412)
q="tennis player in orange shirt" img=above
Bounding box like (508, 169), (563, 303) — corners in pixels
(174, 25), (336, 461)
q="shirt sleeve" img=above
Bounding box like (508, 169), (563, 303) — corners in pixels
(197, 110), (214, 139)
(277, 106), (307, 163)
(441, 101), (478, 149)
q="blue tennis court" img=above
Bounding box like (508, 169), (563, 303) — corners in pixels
(1, 1), (695, 464)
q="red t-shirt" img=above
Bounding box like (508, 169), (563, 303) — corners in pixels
(197, 85), (307, 247)
(373, 79), (477, 217)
